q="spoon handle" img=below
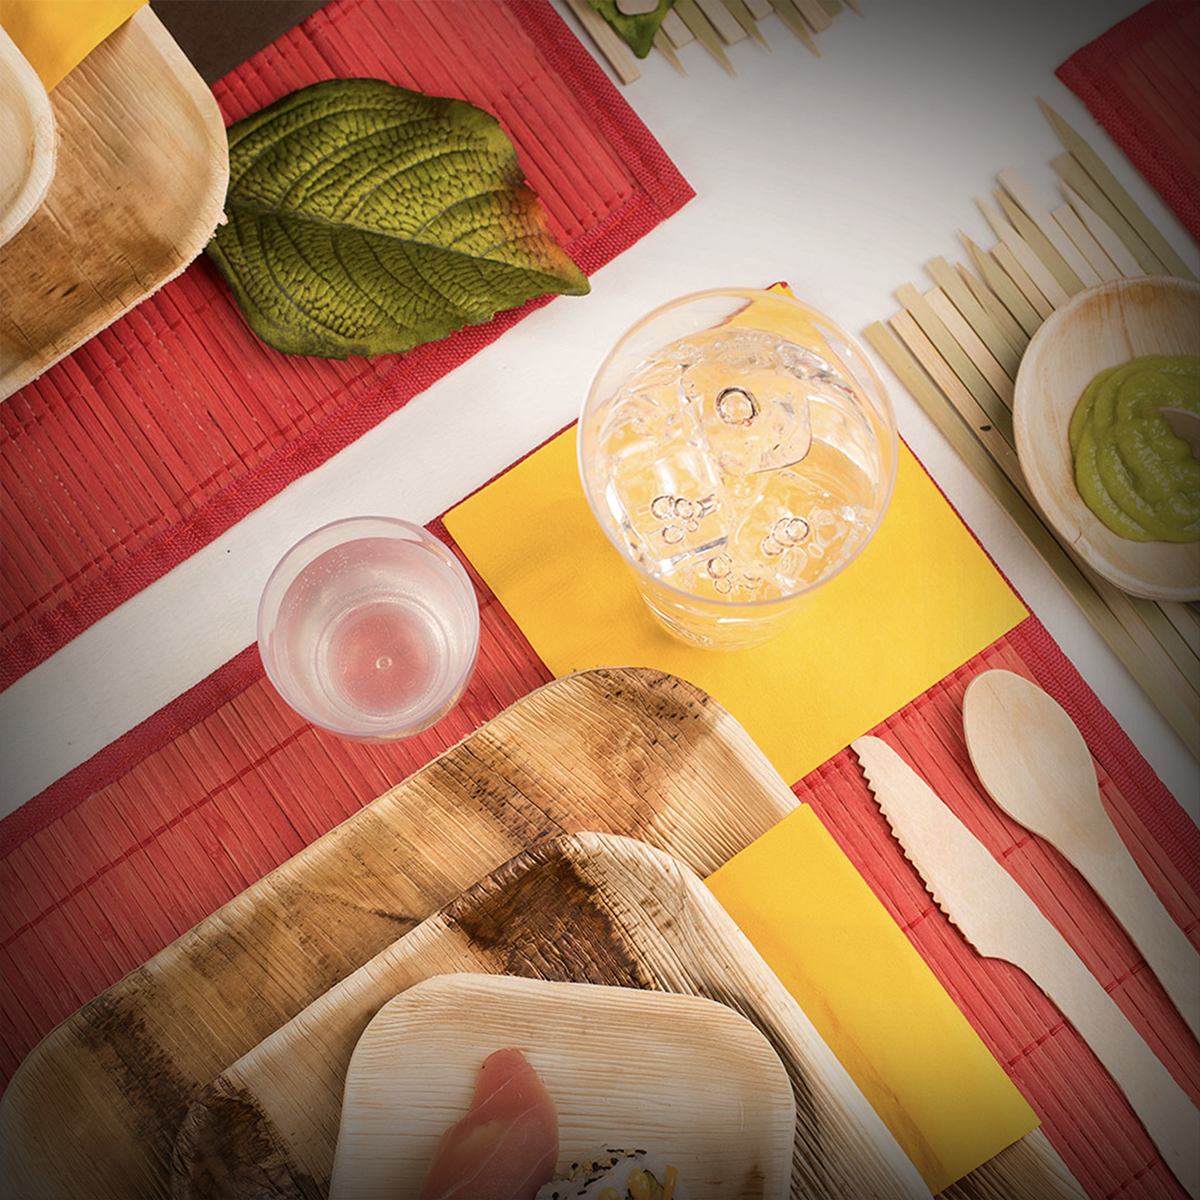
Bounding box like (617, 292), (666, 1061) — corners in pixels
(1065, 826), (1200, 1043)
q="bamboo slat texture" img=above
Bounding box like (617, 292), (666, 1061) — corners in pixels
(0, 6), (228, 396)
(0, 0), (695, 689)
(564, 0), (860, 82)
(2, 626), (1196, 1198)
(864, 101), (1200, 760)
(171, 838), (932, 1200)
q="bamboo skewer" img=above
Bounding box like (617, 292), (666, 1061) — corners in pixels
(923, 287), (1014, 404)
(659, 9), (695, 47)
(1038, 100), (1196, 282)
(1055, 155), (1168, 276)
(872, 105), (1200, 756)
(569, 0), (851, 77)
(962, 234), (1044, 335)
(694, 0), (748, 43)
(1050, 202), (1122, 282)
(993, 187), (1085, 298)
(894, 284), (1013, 438)
(887, 312), (1021, 479)
(955, 259), (1031, 357)
(792, 0), (833, 33)
(563, 0), (642, 83)
(675, 0), (738, 72)
(652, 29), (686, 71)
(722, 0), (772, 48)
(978, 196), (1068, 311)
(769, 0), (820, 54)
(998, 168), (1101, 289)
(924, 257), (1023, 377)
(1058, 179), (1145, 277)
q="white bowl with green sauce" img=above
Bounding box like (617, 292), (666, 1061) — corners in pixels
(1014, 276), (1200, 602)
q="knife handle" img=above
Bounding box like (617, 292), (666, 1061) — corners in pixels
(1069, 828), (1200, 1044)
(1019, 913), (1200, 1199)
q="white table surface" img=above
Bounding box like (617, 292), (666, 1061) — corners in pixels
(2, 0), (1197, 823)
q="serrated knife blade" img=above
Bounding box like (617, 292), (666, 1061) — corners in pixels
(852, 735), (1200, 1199)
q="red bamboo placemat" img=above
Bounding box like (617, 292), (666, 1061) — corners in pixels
(0, 0), (693, 690)
(1056, 0), (1200, 241)
(3, 473), (1198, 1197)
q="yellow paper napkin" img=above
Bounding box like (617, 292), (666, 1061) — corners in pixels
(443, 333), (1036, 1189)
(0, 0), (145, 90)
(707, 805), (1039, 1193)
(443, 427), (1026, 786)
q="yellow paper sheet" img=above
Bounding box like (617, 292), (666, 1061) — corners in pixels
(707, 805), (1039, 1194)
(444, 427), (1026, 786)
(1, 0), (146, 90)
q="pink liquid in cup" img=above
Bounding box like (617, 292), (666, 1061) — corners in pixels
(258, 518), (479, 740)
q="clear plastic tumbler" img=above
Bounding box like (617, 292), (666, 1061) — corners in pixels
(258, 517), (480, 739)
(579, 288), (898, 649)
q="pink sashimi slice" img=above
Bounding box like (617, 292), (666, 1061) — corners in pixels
(417, 1047), (559, 1200)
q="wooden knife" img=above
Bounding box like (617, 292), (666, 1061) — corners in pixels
(852, 735), (1200, 1199)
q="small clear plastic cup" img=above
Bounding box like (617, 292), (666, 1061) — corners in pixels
(257, 517), (480, 739)
(578, 288), (898, 650)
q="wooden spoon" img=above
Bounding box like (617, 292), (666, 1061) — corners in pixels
(963, 669), (1199, 1042)
(1158, 406), (1200, 462)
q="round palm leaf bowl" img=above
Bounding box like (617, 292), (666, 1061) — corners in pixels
(1013, 275), (1200, 601)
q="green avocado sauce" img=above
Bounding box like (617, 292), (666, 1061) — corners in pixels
(1068, 354), (1200, 543)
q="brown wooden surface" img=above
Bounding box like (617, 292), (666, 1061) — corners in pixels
(328, 973), (796, 1199)
(175, 835), (912, 1200)
(0, 5), (228, 396)
(0, 668), (1081, 1200)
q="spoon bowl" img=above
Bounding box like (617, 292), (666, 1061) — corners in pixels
(962, 669), (1199, 1040)
(1012, 275), (1200, 601)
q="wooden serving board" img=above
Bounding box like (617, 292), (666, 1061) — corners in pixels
(0, 668), (1077, 1200)
(329, 973), (797, 1200)
(187, 836), (876, 1200)
(0, 4), (228, 396)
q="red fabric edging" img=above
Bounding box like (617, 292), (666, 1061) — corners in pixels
(1056, 0), (1200, 241)
(0, 0), (694, 691)
(3, 441), (1197, 1199)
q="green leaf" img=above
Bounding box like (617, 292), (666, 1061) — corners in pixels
(205, 78), (589, 359)
(587, 0), (676, 57)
